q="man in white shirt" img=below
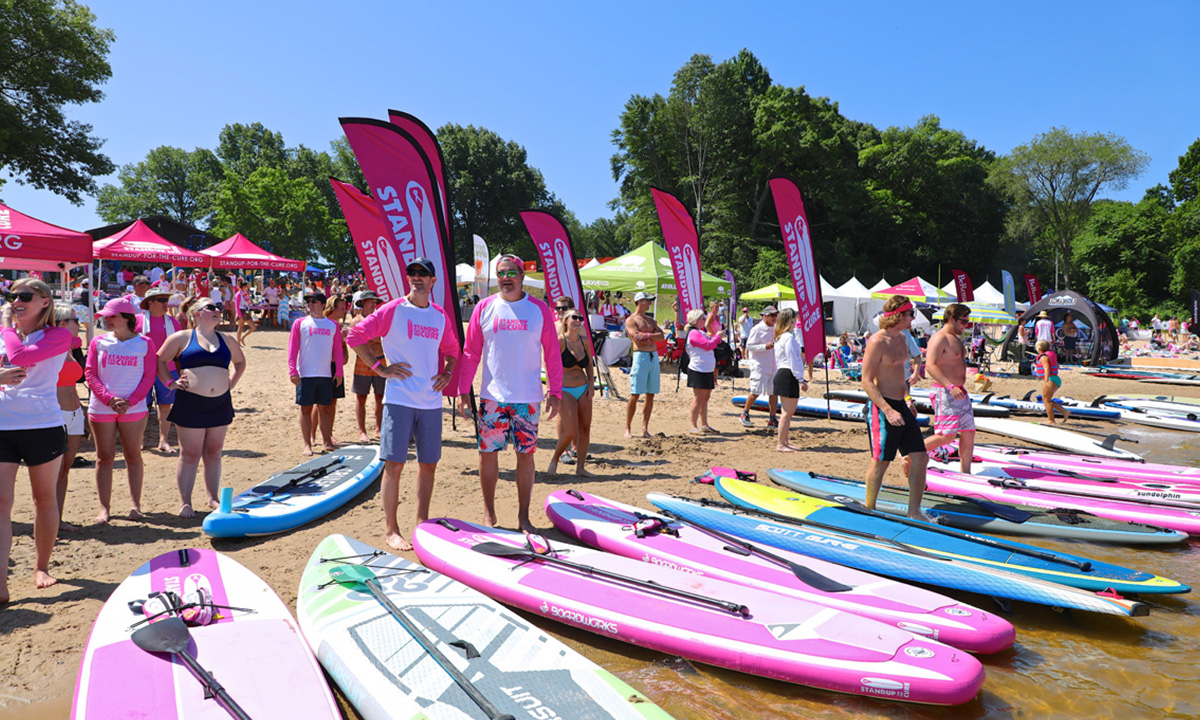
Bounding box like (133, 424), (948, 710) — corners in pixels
(740, 306), (779, 427)
(349, 260), (459, 551)
(458, 254), (562, 534)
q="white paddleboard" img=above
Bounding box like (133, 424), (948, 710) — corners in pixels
(972, 417), (1142, 461)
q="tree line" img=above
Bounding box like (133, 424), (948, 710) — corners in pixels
(3, 7), (1196, 317)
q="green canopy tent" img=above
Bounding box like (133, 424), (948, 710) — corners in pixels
(580, 241), (731, 320)
(739, 282), (795, 302)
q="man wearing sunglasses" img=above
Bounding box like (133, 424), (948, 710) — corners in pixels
(458, 254), (561, 535)
(624, 291), (664, 438)
(921, 303), (975, 474)
(861, 295), (930, 521)
(348, 259), (459, 552)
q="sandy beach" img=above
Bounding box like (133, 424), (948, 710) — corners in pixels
(0, 326), (1190, 717)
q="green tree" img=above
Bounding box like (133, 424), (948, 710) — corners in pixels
(210, 166), (333, 261)
(216, 122), (287, 179)
(95, 146), (222, 225)
(1167, 139), (1200, 298)
(0, 0), (115, 202)
(438, 123), (558, 262)
(1074, 199), (1172, 316)
(989, 127), (1149, 289)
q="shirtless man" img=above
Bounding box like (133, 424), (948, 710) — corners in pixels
(1061, 311), (1078, 364)
(922, 304), (975, 474)
(624, 292), (665, 438)
(861, 296), (929, 520)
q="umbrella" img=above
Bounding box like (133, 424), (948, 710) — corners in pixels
(871, 277), (952, 304)
(958, 302), (1018, 325)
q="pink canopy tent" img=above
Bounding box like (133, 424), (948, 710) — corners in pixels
(92, 219), (210, 266)
(0, 202), (93, 265)
(200, 233), (306, 272)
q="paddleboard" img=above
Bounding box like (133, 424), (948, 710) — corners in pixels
(714, 477), (1187, 596)
(925, 468), (1200, 536)
(73, 548), (340, 720)
(296, 534), (671, 720)
(1100, 393), (1200, 408)
(544, 489), (1015, 654)
(970, 444), (1200, 483)
(981, 393), (1121, 421)
(1034, 395), (1200, 432)
(972, 416), (1142, 461)
(1099, 397), (1200, 418)
(203, 445), (382, 538)
(647, 494), (1149, 616)
(828, 389), (1010, 417)
(733, 395), (930, 426)
(938, 459), (1200, 509)
(765, 469), (1186, 545)
(413, 518), (987, 705)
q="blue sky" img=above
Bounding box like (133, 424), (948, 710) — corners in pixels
(4, 0), (1197, 236)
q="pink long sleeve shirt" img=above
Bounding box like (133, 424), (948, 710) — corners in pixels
(85, 333), (158, 417)
(347, 297), (460, 410)
(287, 316), (344, 379)
(0, 326), (70, 430)
(459, 293), (562, 403)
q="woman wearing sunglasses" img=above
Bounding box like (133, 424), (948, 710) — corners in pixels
(85, 297), (157, 523)
(157, 299), (246, 517)
(547, 301), (596, 477)
(52, 304), (87, 532)
(0, 279), (73, 599)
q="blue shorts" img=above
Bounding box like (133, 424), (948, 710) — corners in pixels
(153, 373), (178, 405)
(630, 351), (660, 395)
(380, 404), (442, 464)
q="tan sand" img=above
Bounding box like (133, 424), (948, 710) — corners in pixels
(0, 328), (1180, 714)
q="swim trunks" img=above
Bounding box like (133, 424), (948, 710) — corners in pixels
(931, 384), (976, 435)
(630, 350), (660, 395)
(478, 399), (539, 454)
(865, 397), (926, 463)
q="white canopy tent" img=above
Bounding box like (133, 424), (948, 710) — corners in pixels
(939, 278), (1006, 307)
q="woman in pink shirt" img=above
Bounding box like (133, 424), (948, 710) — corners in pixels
(684, 308), (722, 433)
(0, 278), (71, 599)
(85, 297), (157, 523)
(234, 278), (257, 347)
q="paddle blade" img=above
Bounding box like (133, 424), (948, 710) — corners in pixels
(471, 542), (530, 558)
(788, 562), (854, 593)
(968, 499), (1033, 524)
(329, 564), (377, 588)
(131, 616), (191, 654)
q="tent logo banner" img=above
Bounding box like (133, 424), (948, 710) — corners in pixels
(1048, 295), (1077, 307)
(651, 187), (704, 319)
(521, 210), (596, 356)
(769, 176), (824, 364)
(2, 235), (25, 251)
(1001, 270), (1016, 316)
(951, 269), (974, 303)
(1024, 274), (1042, 304)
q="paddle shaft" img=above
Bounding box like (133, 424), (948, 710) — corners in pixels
(176, 648), (253, 720)
(986, 475), (1200, 511)
(473, 542), (749, 615)
(363, 576), (515, 720)
(807, 472), (1032, 524)
(816, 491), (1093, 571)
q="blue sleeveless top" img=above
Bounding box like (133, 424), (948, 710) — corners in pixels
(177, 330), (231, 370)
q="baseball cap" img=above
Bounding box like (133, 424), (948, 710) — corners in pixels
(634, 291), (655, 302)
(406, 257), (436, 275)
(762, 305), (779, 315)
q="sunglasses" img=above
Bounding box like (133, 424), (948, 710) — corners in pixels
(407, 268), (433, 278)
(149, 296), (169, 303)
(202, 304), (223, 312)
(556, 306), (571, 312)
(495, 269), (521, 279)
(4, 291), (38, 303)
(66, 317), (80, 323)
(569, 315), (585, 322)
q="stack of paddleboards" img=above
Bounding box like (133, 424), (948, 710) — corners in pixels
(981, 391), (1121, 421)
(413, 517), (988, 705)
(764, 469), (1187, 544)
(297, 534), (670, 720)
(830, 389), (1011, 417)
(203, 445), (382, 538)
(544, 488), (1016, 654)
(73, 548), (341, 719)
(733, 395), (931, 426)
(1030, 394), (1200, 432)
(971, 416), (1142, 461)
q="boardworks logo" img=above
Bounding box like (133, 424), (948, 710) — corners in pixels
(539, 602), (619, 634)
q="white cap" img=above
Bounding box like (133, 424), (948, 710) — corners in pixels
(634, 291), (655, 302)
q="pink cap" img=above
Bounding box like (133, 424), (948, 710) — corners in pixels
(96, 297), (140, 317)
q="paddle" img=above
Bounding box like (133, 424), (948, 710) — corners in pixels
(810, 491), (1093, 572)
(470, 541), (751, 616)
(233, 456), (345, 508)
(131, 617), (253, 720)
(688, 496), (948, 561)
(806, 472), (1033, 524)
(330, 564), (516, 720)
(654, 511), (854, 593)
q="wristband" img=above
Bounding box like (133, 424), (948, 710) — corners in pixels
(371, 359), (383, 371)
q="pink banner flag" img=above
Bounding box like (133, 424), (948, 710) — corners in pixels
(329, 178), (403, 302)
(339, 117), (464, 395)
(768, 176), (824, 364)
(388, 110), (452, 232)
(650, 187), (704, 320)
(520, 210), (595, 357)
(951, 269), (974, 303)
(1024, 274), (1043, 303)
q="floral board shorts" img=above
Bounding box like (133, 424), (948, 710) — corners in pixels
(478, 399), (540, 454)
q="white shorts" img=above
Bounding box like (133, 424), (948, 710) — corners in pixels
(63, 407), (86, 436)
(749, 366), (773, 396)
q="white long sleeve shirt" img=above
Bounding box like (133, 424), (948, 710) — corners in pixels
(773, 330), (806, 382)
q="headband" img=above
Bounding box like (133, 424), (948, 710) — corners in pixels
(882, 301), (914, 317)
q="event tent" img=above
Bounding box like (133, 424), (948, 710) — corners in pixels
(939, 278), (1006, 306)
(868, 277), (893, 293)
(741, 282), (797, 301)
(871, 276), (952, 304)
(201, 233), (306, 272)
(92, 219), (209, 266)
(998, 290), (1119, 366)
(580, 241), (731, 298)
(0, 202), (93, 265)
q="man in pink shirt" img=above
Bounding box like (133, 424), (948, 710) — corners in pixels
(287, 292), (344, 455)
(458, 254), (562, 534)
(348, 260), (459, 551)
